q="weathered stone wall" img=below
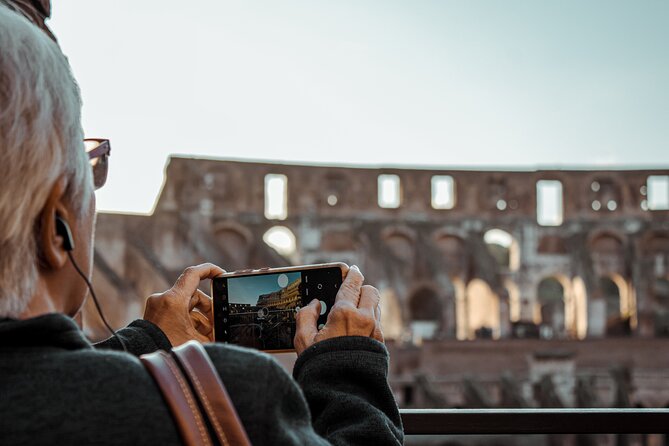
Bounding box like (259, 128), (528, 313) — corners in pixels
(387, 338), (669, 408)
(87, 157), (669, 407)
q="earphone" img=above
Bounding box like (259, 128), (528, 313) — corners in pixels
(56, 216), (127, 352)
(55, 216), (74, 251)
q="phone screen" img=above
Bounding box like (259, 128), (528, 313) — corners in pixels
(212, 266), (342, 351)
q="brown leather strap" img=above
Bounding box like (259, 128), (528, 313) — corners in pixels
(172, 341), (252, 446)
(140, 350), (213, 446)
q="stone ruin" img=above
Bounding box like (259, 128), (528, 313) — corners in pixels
(87, 157), (669, 409)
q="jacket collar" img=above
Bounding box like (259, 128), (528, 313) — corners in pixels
(0, 313), (93, 350)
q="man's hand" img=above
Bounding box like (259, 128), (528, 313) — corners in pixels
(143, 263), (224, 347)
(294, 265), (383, 355)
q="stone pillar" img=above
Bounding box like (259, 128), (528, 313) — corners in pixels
(499, 295), (511, 338)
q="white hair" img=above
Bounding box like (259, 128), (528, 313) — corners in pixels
(0, 3), (92, 317)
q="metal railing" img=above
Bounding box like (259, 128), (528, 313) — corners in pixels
(400, 409), (669, 435)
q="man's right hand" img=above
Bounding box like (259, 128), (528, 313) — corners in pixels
(294, 265), (384, 355)
(143, 263), (224, 347)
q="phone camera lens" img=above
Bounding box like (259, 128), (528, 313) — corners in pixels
(317, 283), (323, 290)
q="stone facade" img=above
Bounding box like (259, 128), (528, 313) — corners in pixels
(86, 157), (669, 408)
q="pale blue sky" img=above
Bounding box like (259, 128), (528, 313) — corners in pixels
(228, 272), (300, 306)
(49, 1), (669, 213)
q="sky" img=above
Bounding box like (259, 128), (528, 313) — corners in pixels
(228, 272), (300, 305)
(48, 0), (669, 213)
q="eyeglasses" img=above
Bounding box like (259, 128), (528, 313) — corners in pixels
(84, 139), (111, 190)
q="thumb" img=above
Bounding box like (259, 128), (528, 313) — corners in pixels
(294, 299), (321, 355)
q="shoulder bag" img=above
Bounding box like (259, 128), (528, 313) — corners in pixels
(140, 340), (251, 446)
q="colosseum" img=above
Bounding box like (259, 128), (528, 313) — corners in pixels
(87, 156), (669, 410)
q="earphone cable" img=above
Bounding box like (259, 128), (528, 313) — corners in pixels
(67, 251), (128, 353)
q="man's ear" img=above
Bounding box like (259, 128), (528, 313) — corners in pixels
(38, 177), (72, 270)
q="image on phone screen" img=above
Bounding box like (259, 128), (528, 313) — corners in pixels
(212, 266), (342, 351)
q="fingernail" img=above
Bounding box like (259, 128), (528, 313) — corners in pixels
(351, 265), (359, 271)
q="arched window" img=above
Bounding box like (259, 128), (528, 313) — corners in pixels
(434, 234), (466, 276)
(409, 287), (442, 340)
(600, 277), (620, 320)
(537, 278), (565, 339)
(383, 228), (415, 264)
(590, 232), (625, 275)
(484, 229), (520, 271)
(466, 279), (500, 339)
(263, 226), (297, 258)
(591, 233), (624, 255)
(599, 276), (631, 336)
(215, 225), (252, 269)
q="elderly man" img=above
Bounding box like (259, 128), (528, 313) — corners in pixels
(0, 3), (403, 445)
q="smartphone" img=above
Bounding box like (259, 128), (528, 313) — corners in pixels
(211, 263), (347, 352)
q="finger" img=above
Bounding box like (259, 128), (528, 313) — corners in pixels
(358, 285), (380, 317)
(334, 265), (364, 307)
(172, 263), (226, 299)
(294, 299), (320, 353)
(189, 289), (213, 316)
(191, 308), (213, 337)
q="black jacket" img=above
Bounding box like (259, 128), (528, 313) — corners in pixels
(0, 314), (403, 445)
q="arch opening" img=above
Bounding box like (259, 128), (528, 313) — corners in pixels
(466, 279), (500, 339)
(383, 230), (415, 263)
(600, 276), (632, 336)
(215, 225), (252, 268)
(263, 226), (297, 258)
(408, 286), (442, 341)
(484, 229), (520, 271)
(537, 277), (566, 339)
(435, 234), (466, 276)
(590, 232), (625, 275)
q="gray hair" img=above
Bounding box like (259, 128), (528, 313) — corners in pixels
(0, 3), (92, 317)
